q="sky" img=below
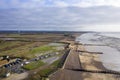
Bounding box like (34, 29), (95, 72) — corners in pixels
(1, 0), (120, 8)
(0, 0), (120, 31)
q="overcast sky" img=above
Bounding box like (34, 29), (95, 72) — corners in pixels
(0, 0), (120, 31)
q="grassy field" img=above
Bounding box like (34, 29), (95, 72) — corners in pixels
(0, 39), (65, 59)
(51, 59), (60, 67)
(22, 52), (61, 70)
(23, 60), (45, 70)
(30, 45), (56, 54)
(0, 41), (64, 59)
(0, 42), (48, 59)
(0, 41), (30, 50)
(0, 33), (75, 80)
(0, 33), (67, 59)
(1, 33), (63, 37)
(23, 58), (62, 80)
(38, 59), (60, 76)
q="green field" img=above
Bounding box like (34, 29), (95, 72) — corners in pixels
(1, 33), (63, 39)
(23, 58), (61, 80)
(0, 42), (47, 59)
(23, 60), (45, 70)
(23, 59), (60, 71)
(30, 45), (56, 54)
(0, 33), (72, 80)
(0, 41), (29, 50)
(38, 59), (60, 76)
(0, 39), (65, 59)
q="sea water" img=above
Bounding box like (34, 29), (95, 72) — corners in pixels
(76, 32), (120, 71)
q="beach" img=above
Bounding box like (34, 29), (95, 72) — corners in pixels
(76, 32), (120, 71)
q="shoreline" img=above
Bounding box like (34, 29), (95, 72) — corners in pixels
(77, 32), (120, 72)
(50, 33), (120, 80)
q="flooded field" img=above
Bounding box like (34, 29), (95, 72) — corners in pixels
(76, 32), (120, 71)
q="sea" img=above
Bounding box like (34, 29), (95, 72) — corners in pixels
(76, 32), (120, 71)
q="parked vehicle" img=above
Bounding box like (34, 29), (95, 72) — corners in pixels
(24, 61), (30, 64)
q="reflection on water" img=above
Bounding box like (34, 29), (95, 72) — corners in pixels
(77, 33), (120, 71)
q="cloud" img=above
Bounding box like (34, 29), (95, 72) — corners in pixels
(0, 0), (45, 8)
(75, 0), (120, 7)
(1, 0), (120, 8)
(52, 1), (68, 7)
(0, 0), (120, 31)
(0, 7), (120, 31)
